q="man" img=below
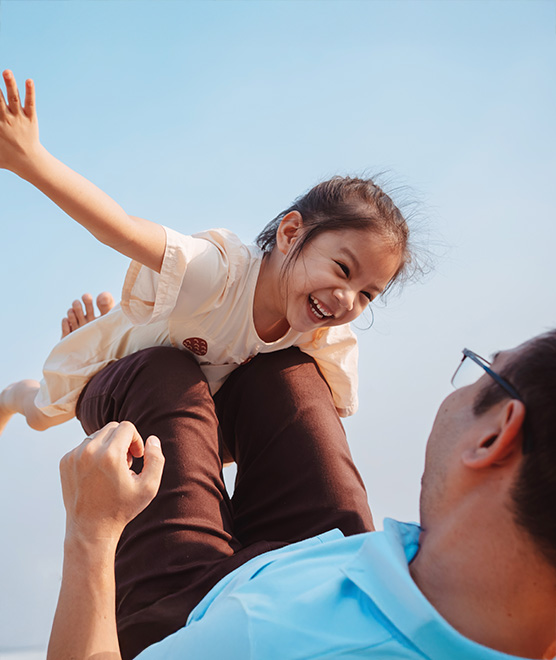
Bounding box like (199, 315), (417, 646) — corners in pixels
(48, 333), (556, 659)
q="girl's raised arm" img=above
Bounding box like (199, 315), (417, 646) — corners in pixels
(0, 70), (165, 273)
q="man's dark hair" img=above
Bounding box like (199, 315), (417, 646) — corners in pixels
(473, 330), (556, 568)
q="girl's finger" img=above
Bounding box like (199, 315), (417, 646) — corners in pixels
(61, 317), (71, 338)
(3, 70), (21, 113)
(96, 291), (115, 316)
(0, 88), (7, 118)
(67, 308), (78, 332)
(72, 299), (86, 326)
(23, 79), (35, 119)
(82, 293), (95, 322)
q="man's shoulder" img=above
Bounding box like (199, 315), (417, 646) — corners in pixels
(190, 521), (419, 627)
(177, 522), (428, 659)
(142, 521), (527, 659)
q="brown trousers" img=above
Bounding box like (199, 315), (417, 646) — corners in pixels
(77, 346), (373, 659)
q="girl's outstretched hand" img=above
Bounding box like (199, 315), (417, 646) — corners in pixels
(0, 69), (40, 175)
(0, 70), (166, 272)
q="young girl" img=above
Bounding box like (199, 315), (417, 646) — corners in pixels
(0, 70), (414, 435)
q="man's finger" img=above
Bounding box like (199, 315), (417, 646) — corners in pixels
(87, 422), (119, 448)
(140, 436), (165, 497)
(61, 426), (101, 467)
(102, 421), (145, 463)
(128, 431), (145, 461)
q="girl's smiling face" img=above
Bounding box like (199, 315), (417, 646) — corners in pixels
(276, 217), (403, 334)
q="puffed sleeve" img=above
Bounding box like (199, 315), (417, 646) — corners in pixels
(121, 226), (234, 325)
(296, 325), (359, 417)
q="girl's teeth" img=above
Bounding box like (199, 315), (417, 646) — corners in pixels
(310, 305), (323, 319)
(310, 295), (332, 318)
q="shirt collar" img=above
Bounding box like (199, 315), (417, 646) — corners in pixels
(342, 519), (532, 660)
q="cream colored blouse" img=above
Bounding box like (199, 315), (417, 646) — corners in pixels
(36, 227), (358, 418)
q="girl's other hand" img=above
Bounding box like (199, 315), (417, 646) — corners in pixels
(62, 292), (116, 338)
(0, 69), (40, 175)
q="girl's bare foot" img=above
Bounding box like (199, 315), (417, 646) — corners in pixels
(0, 384), (16, 436)
(61, 292), (115, 338)
(0, 379), (73, 435)
(0, 380), (39, 435)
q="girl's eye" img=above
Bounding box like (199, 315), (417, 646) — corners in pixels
(335, 261), (349, 277)
(361, 291), (373, 302)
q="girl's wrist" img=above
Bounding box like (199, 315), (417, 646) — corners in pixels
(12, 142), (52, 180)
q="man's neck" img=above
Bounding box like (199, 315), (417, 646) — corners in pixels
(409, 514), (556, 659)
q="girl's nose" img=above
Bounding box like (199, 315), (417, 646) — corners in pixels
(334, 287), (356, 312)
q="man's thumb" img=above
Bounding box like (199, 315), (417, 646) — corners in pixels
(141, 436), (165, 498)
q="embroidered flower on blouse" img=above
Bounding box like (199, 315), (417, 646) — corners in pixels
(183, 337), (208, 356)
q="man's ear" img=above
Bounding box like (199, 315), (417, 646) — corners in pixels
(462, 399), (526, 469)
(542, 640), (556, 660)
(275, 211), (303, 255)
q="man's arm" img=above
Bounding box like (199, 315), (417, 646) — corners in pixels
(47, 422), (165, 659)
(0, 70), (166, 273)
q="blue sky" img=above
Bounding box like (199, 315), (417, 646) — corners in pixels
(0, 0), (555, 654)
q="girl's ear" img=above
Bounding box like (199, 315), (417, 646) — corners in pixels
(462, 399), (526, 469)
(275, 211), (303, 255)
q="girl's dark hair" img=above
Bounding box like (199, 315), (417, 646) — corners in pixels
(256, 175), (423, 294)
(472, 330), (556, 569)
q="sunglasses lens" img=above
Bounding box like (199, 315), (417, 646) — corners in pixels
(452, 356), (485, 389)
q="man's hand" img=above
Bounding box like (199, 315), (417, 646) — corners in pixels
(60, 421), (165, 544)
(0, 70), (41, 176)
(49, 422), (164, 660)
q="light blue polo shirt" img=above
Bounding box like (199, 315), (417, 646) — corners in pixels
(137, 519), (535, 659)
